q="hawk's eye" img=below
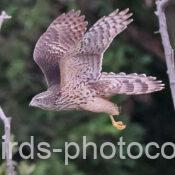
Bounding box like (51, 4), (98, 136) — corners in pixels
(36, 98), (40, 102)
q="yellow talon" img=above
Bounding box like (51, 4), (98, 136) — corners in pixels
(110, 115), (126, 130)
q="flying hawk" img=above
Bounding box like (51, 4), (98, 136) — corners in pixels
(30, 9), (164, 130)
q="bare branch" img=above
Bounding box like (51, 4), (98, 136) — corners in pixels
(0, 107), (14, 175)
(155, 0), (175, 109)
(0, 11), (14, 175)
(0, 11), (11, 30)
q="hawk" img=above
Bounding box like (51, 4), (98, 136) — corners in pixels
(30, 9), (164, 130)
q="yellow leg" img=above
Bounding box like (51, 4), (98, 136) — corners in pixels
(109, 115), (126, 130)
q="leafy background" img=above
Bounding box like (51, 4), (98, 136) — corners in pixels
(0, 0), (175, 175)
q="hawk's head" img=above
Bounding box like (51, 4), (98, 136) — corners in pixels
(29, 88), (72, 111)
(29, 90), (59, 111)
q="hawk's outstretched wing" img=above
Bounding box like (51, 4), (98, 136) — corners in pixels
(33, 9), (133, 88)
(76, 8), (133, 82)
(33, 10), (87, 87)
(89, 72), (165, 97)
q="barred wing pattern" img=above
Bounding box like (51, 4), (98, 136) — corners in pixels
(90, 72), (164, 97)
(31, 9), (165, 128)
(76, 8), (133, 81)
(33, 10), (87, 87)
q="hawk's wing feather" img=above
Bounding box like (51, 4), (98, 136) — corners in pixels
(89, 72), (165, 97)
(76, 8), (133, 81)
(33, 9), (133, 87)
(33, 10), (88, 87)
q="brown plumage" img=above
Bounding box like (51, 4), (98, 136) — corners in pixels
(30, 9), (164, 130)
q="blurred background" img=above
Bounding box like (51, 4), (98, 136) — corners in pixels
(0, 0), (175, 175)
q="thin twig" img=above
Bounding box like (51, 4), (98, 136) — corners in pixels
(155, 0), (175, 110)
(0, 108), (14, 175)
(0, 11), (14, 175)
(0, 11), (11, 30)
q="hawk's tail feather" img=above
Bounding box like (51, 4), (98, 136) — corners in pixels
(100, 72), (165, 95)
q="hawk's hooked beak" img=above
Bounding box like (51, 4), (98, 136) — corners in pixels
(29, 99), (35, 107)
